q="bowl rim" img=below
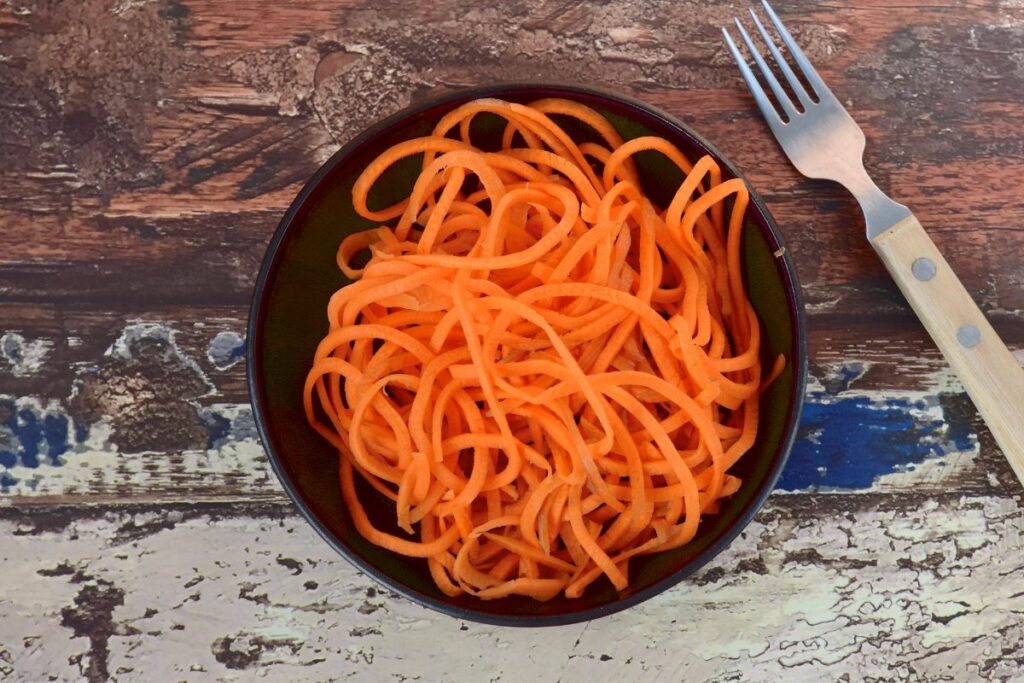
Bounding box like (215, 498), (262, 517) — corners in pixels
(247, 81), (808, 627)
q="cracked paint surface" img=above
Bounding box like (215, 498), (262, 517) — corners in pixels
(3, 496), (1024, 681)
(0, 333), (52, 378)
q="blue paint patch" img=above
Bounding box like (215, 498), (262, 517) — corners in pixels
(43, 413), (71, 463)
(200, 410), (232, 449)
(0, 397), (74, 491)
(15, 407), (41, 468)
(198, 405), (258, 449)
(230, 407), (257, 442)
(207, 331), (245, 370)
(777, 391), (976, 492)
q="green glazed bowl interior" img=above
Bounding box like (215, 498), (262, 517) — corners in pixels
(248, 83), (807, 626)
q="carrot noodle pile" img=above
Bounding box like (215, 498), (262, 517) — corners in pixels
(304, 98), (784, 601)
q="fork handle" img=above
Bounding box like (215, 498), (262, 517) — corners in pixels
(871, 215), (1024, 485)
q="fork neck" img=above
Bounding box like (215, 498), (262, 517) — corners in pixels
(844, 165), (912, 239)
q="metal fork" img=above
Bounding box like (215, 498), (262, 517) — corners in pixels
(724, 2), (1024, 484)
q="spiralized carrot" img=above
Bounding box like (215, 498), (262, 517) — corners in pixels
(304, 98), (785, 601)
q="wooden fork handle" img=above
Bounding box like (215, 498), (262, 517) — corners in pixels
(871, 214), (1024, 485)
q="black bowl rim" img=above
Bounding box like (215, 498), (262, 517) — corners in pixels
(247, 82), (808, 627)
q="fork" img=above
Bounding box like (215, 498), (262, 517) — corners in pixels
(723, 1), (1024, 485)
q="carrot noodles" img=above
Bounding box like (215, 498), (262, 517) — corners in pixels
(304, 97), (785, 600)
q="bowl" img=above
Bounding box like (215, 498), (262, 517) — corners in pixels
(247, 83), (807, 626)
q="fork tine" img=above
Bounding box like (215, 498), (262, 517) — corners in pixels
(748, 8), (814, 109)
(722, 27), (785, 130)
(760, 0), (831, 101)
(732, 18), (799, 121)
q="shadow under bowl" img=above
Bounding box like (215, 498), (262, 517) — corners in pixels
(247, 83), (808, 627)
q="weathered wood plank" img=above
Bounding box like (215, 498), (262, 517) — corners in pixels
(1, 0), (1021, 319)
(3, 303), (1020, 408)
(0, 311), (264, 503)
(2, 494), (1023, 682)
(2, 307), (1019, 502)
(0, 304), (248, 403)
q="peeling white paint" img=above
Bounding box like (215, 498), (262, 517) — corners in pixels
(804, 296), (842, 313)
(872, 446), (977, 491)
(3, 495), (1024, 681)
(0, 333), (52, 377)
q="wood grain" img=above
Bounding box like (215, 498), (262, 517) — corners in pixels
(2, 0), (1022, 317)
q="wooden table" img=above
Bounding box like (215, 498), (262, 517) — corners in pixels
(2, 1), (1022, 680)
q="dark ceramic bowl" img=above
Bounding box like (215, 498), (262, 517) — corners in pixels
(248, 83), (807, 626)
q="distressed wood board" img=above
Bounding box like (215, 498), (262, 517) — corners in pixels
(5, 495), (1024, 682)
(2, 0), (1024, 680)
